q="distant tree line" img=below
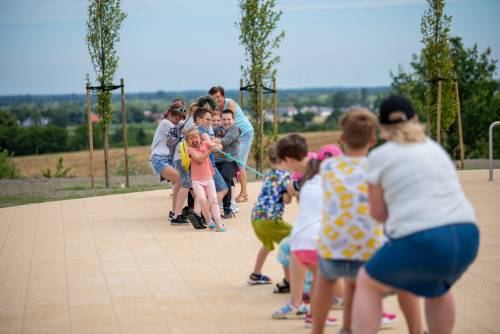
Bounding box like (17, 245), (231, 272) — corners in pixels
(0, 110), (152, 156)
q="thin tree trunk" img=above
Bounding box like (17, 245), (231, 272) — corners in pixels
(86, 83), (95, 189)
(258, 83), (264, 177)
(436, 77), (442, 144)
(272, 77), (277, 141)
(103, 125), (110, 188)
(454, 79), (465, 169)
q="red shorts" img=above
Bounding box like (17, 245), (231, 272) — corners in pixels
(292, 250), (318, 267)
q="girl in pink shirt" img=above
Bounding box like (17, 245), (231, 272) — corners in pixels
(186, 127), (225, 232)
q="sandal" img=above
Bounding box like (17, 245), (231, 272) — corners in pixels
(273, 279), (290, 293)
(235, 193), (248, 203)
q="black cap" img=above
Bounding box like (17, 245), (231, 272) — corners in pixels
(379, 95), (415, 125)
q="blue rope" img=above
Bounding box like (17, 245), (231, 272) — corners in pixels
(216, 149), (265, 178)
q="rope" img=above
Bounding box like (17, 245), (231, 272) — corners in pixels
(215, 149), (265, 178)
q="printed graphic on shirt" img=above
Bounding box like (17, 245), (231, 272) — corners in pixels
(252, 169), (290, 221)
(319, 157), (384, 261)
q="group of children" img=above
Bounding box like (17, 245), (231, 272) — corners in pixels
(150, 95), (243, 232)
(246, 96), (479, 334)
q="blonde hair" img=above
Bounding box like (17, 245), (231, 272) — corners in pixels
(380, 118), (426, 144)
(184, 127), (200, 144)
(188, 101), (198, 118)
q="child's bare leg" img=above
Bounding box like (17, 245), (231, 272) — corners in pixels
(252, 246), (270, 274)
(341, 278), (356, 333)
(333, 278), (343, 301)
(290, 253), (307, 307)
(237, 168), (248, 199)
(397, 289), (425, 334)
(174, 187), (189, 217)
(217, 189), (227, 205)
(352, 268), (385, 334)
(311, 271), (334, 334)
(425, 291), (455, 334)
(282, 265), (290, 284)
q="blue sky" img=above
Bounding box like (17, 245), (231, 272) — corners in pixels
(0, 0), (499, 95)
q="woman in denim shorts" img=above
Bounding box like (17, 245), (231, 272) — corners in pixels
(150, 102), (186, 224)
(352, 96), (479, 334)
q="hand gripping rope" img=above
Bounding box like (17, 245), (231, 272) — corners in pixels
(215, 149), (264, 178)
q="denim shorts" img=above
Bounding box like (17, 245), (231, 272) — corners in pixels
(318, 258), (365, 281)
(150, 155), (172, 181)
(365, 223), (479, 298)
(238, 130), (254, 166)
(174, 159), (191, 188)
(213, 167), (228, 193)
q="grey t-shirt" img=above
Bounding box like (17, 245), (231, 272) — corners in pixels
(214, 125), (240, 162)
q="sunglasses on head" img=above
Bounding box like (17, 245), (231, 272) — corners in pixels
(172, 107), (187, 114)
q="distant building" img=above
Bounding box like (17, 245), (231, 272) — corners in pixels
(21, 118), (49, 127)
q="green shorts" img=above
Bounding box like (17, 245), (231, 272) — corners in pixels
(251, 218), (292, 251)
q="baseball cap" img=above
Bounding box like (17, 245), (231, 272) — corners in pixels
(379, 95), (415, 125)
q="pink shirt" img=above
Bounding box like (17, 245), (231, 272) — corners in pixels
(188, 141), (215, 180)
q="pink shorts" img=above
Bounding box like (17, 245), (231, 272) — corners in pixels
(292, 250), (318, 267)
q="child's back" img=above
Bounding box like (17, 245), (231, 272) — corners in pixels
(251, 168), (290, 222)
(319, 155), (384, 261)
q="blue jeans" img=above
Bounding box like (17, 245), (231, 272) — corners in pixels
(238, 130), (254, 166)
(150, 155), (172, 181)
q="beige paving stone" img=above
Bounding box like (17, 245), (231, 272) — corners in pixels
(70, 304), (118, 328)
(68, 278), (112, 306)
(23, 303), (70, 333)
(120, 322), (171, 334)
(25, 281), (67, 306)
(113, 299), (164, 326)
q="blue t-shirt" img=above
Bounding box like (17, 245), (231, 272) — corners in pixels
(224, 98), (253, 135)
(251, 169), (290, 221)
(198, 126), (216, 166)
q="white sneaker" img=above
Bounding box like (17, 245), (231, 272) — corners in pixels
(230, 202), (240, 213)
(272, 302), (308, 319)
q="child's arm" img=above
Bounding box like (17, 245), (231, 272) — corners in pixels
(282, 192), (292, 204)
(189, 144), (212, 163)
(200, 132), (211, 143)
(368, 183), (388, 222)
(220, 127), (240, 147)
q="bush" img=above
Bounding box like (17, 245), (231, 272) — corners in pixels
(0, 149), (20, 179)
(40, 157), (71, 178)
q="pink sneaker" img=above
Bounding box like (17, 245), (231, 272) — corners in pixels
(304, 313), (339, 328)
(381, 312), (397, 328)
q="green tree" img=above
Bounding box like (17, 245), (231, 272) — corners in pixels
(391, 36), (499, 158)
(86, 0), (126, 187)
(68, 123), (104, 151)
(421, 0), (455, 141)
(0, 149), (19, 179)
(0, 110), (18, 128)
(237, 0), (284, 173)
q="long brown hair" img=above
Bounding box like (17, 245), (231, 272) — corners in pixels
(299, 158), (321, 187)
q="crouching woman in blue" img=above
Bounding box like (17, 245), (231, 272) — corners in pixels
(150, 102), (185, 221)
(352, 96), (479, 334)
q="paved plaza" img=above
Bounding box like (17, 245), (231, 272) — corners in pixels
(0, 169), (499, 333)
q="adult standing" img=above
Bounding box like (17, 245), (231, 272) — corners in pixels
(209, 85), (254, 202)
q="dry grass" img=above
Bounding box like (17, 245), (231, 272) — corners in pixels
(12, 131), (341, 177)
